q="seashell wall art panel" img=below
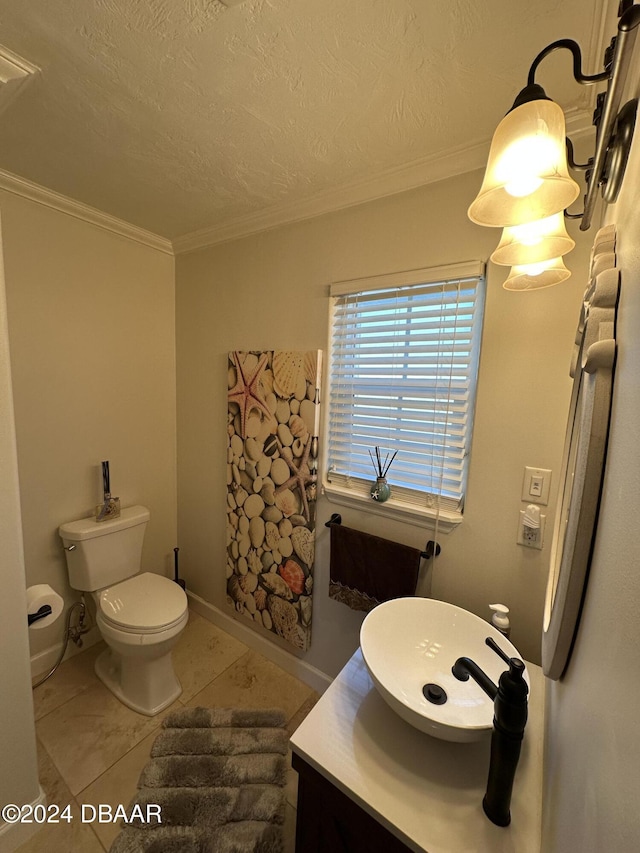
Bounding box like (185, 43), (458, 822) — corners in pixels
(226, 350), (322, 651)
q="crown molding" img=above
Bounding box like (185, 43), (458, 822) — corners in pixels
(0, 106), (595, 259)
(173, 108), (595, 255)
(0, 169), (173, 255)
(172, 138), (491, 254)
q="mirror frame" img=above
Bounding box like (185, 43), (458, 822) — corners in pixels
(542, 232), (619, 680)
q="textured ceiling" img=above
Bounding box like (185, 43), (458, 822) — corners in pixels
(0, 0), (603, 242)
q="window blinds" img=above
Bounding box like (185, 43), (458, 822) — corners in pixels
(327, 263), (485, 512)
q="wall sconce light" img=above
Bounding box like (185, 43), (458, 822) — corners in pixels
(469, 1), (640, 290)
(503, 256), (571, 292)
(491, 213), (575, 267)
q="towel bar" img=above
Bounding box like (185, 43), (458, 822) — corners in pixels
(324, 513), (440, 558)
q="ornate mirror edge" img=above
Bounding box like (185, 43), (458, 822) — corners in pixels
(542, 225), (620, 680)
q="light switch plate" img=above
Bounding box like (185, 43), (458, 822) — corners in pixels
(522, 467), (552, 505)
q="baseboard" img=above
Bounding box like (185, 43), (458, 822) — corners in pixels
(30, 627), (101, 679)
(187, 592), (332, 695)
(0, 786), (46, 853)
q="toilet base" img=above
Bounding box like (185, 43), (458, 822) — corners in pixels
(95, 647), (182, 716)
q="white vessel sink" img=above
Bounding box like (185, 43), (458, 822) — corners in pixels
(360, 597), (529, 742)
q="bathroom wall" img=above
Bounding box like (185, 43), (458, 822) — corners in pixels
(542, 42), (640, 852)
(176, 168), (592, 675)
(0, 191), (177, 671)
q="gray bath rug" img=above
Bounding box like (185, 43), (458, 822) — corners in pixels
(109, 707), (288, 853)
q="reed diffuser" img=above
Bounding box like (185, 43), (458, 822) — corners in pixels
(368, 446), (397, 503)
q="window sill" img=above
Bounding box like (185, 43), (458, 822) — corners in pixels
(322, 480), (462, 532)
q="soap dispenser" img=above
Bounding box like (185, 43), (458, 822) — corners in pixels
(490, 604), (511, 639)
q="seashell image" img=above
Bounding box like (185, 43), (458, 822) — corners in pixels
(239, 572), (258, 594)
(267, 595), (304, 649)
(289, 414), (308, 439)
(227, 349), (321, 652)
(247, 549), (262, 574)
(291, 526), (315, 567)
(278, 558), (305, 596)
(273, 351), (304, 398)
(304, 351), (320, 384)
(260, 572), (293, 601)
(275, 488), (299, 517)
(227, 576), (248, 604)
(265, 521), (280, 550)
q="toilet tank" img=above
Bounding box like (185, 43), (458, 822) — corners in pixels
(59, 505), (150, 592)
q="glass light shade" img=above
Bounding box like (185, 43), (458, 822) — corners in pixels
(503, 256), (571, 291)
(491, 213), (575, 266)
(468, 99), (580, 227)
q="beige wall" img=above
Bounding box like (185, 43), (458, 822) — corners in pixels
(1, 192), (177, 667)
(176, 169), (592, 675)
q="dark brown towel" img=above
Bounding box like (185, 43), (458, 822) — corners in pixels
(329, 523), (421, 612)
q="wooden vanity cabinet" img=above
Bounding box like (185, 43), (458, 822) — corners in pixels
(292, 752), (413, 853)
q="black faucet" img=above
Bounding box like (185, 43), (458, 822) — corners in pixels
(452, 639), (529, 827)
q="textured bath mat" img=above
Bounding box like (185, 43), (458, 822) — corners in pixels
(109, 707), (288, 853)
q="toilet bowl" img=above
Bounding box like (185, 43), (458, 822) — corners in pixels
(59, 506), (189, 716)
(93, 572), (188, 715)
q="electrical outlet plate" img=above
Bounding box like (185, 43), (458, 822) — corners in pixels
(517, 509), (546, 549)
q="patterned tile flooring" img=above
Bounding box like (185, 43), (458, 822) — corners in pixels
(20, 609), (319, 852)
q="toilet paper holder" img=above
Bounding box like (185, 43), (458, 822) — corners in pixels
(27, 604), (52, 626)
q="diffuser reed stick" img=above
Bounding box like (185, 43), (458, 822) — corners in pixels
(368, 446), (397, 479)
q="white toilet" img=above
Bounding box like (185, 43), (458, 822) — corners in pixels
(59, 505), (188, 716)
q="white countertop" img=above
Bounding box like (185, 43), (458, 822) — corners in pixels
(290, 648), (544, 853)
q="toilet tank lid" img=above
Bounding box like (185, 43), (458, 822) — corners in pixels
(59, 505), (150, 541)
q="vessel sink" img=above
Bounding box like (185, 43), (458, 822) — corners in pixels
(360, 597), (529, 742)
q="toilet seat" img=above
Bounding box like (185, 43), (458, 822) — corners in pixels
(98, 572), (187, 634)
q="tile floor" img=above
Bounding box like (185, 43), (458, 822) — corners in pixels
(20, 609), (319, 853)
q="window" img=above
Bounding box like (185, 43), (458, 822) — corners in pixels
(325, 261), (485, 528)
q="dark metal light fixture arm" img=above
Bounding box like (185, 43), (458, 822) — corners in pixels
(580, 4), (640, 229)
(566, 137), (590, 171)
(527, 38), (610, 88)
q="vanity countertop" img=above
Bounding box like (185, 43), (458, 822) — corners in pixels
(290, 648), (544, 853)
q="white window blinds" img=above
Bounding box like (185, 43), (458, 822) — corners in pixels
(327, 262), (485, 514)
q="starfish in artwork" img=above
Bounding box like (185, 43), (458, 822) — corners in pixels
(275, 434), (317, 522)
(227, 351), (273, 438)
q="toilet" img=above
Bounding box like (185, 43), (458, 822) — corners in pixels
(59, 505), (188, 716)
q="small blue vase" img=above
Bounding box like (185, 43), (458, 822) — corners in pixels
(370, 477), (391, 503)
